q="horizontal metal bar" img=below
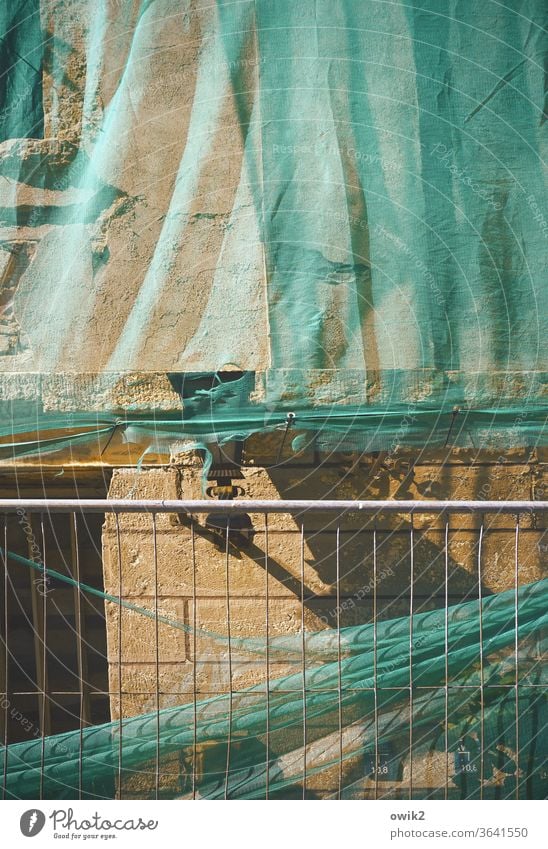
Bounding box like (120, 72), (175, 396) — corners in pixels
(0, 499), (546, 514)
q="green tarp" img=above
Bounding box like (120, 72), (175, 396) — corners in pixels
(0, 0), (546, 456)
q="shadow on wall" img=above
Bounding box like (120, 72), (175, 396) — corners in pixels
(223, 459), (495, 625)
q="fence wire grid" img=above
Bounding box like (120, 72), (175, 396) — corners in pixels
(0, 499), (546, 801)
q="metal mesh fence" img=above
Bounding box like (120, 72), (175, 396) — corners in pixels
(0, 499), (546, 800)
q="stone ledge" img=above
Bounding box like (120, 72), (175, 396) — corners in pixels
(0, 369), (546, 410)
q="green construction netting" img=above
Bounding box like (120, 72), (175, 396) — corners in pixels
(0, 0), (546, 802)
(1, 543), (546, 799)
(0, 1), (43, 143)
(0, 0), (546, 460)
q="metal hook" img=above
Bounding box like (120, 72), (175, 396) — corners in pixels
(275, 412), (296, 465)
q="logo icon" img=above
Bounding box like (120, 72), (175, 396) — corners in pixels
(20, 810), (46, 837)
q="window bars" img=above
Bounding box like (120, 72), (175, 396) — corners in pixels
(0, 499), (546, 801)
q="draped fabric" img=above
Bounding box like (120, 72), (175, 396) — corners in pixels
(0, 1), (546, 457)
